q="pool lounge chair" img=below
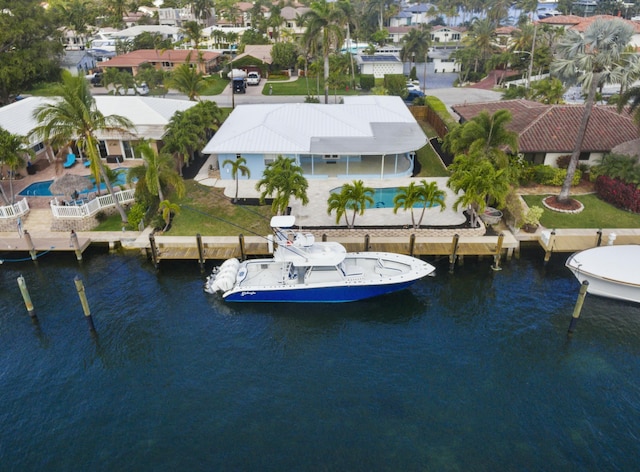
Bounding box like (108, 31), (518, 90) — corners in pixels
(63, 153), (77, 168)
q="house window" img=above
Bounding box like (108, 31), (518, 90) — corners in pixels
(97, 140), (108, 158)
(122, 141), (136, 159)
(452, 33), (460, 40)
(32, 142), (44, 153)
(579, 152), (590, 161)
(323, 154), (339, 160)
(162, 61), (172, 68)
(264, 154), (276, 165)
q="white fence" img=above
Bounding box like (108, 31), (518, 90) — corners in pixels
(0, 199), (30, 219)
(50, 189), (135, 219)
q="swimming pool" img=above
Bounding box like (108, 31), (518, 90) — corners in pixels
(18, 170), (130, 197)
(329, 186), (441, 209)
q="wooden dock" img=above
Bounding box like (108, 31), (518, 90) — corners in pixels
(0, 230), (91, 261)
(147, 232), (520, 270)
(539, 228), (640, 261)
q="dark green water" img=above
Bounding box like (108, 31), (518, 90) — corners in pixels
(1, 249), (640, 471)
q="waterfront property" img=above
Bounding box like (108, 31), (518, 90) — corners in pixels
(451, 99), (640, 167)
(203, 96), (427, 181)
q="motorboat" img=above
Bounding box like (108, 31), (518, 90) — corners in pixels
(204, 216), (435, 303)
(565, 245), (640, 304)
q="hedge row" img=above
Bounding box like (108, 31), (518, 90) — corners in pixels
(594, 175), (640, 213)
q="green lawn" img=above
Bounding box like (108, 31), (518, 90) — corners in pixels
(415, 121), (449, 177)
(267, 77), (360, 97)
(200, 75), (229, 95)
(522, 194), (640, 228)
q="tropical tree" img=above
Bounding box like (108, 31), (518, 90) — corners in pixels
(167, 61), (206, 100)
(443, 109), (518, 167)
(400, 25), (431, 71)
(222, 155), (251, 202)
(181, 21), (204, 50)
(0, 128), (32, 205)
(551, 18), (634, 204)
(447, 153), (511, 228)
(393, 180), (447, 229)
(326, 180), (374, 228)
(191, 0), (214, 21)
(159, 199), (180, 231)
(256, 156), (309, 215)
(129, 141), (185, 203)
(529, 77), (565, 104)
(30, 73), (135, 224)
(301, 0), (346, 104)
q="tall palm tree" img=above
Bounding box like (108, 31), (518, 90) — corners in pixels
(393, 180), (447, 229)
(400, 25), (431, 71)
(463, 18), (499, 74)
(30, 73), (134, 223)
(301, 0), (346, 104)
(181, 21), (204, 50)
(159, 199), (180, 232)
(222, 155), (250, 202)
(551, 18), (634, 204)
(256, 156), (309, 215)
(0, 128), (31, 205)
(191, 0), (214, 22)
(327, 180), (374, 228)
(130, 142), (185, 203)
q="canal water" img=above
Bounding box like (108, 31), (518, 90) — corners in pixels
(1, 248), (640, 471)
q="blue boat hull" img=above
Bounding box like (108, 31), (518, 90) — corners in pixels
(223, 279), (419, 303)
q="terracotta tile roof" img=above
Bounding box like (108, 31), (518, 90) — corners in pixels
(101, 49), (219, 67)
(495, 26), (518, 35)
(451, 99), (640, 153)
(538, 14), (640, 33)
(537, 14), (585, 26)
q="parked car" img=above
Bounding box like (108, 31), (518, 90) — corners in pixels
(90, 72), (103, 87)
(232, 78), (246, 94)
(247, 72), (261, 86)
(405, 90), (425, 102)
(406, 82), (421, 92)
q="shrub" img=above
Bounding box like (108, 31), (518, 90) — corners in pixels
(555, 155), (572, 169)
(127, 202), (147, 229)
(383, 74), (407, 97)
(503, 189), (524, 228)
(409, 66), (417, 80)
(359, 74), (374, 91)
(523, 205), (544, 228)
(594, 175), (640, 213)
(531, 165), (581, 186)
(304, 95), (320, 103)
(95, 211), (108, 223)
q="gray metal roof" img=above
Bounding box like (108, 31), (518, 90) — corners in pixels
(202, 96), (427, 156)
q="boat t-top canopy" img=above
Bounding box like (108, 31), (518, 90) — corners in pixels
(271, 215), (296, 228)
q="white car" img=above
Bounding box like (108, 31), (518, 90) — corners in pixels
(406, 82), (421, 92)
(247, 72), (261, 86)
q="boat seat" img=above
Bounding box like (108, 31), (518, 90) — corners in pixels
(343, 264), (364, 278)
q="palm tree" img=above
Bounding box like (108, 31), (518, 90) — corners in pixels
(255, 156), (309, 215)
(0, 128), (32, 205)
(191, 0), (214, 22)
(30, 73), (134, 223)
(551, 18), (634, 204)
(222, 155), (250, 202)
(159, 199), (180, 232)
(463, 18), (499, 74)
(301, 0), (346, 104)
(326, 180), (374, 228)
(129, 141), (185, 203)
(443, 109), (518, 168)
(181, 21), (204, 50)
(167, 61), (205, 101)
(400, 25), (431, 71)
(447, 153), (510, 228)
(393, 180), (447, 229)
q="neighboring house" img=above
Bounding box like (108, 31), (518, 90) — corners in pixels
(278, 5), (311, 38)
(451, 99), (640, 166)
(430, 25), (466, 44)
(387, 26), (414, 44)
(356, 55), (403, 78)
(202, 96), (427, 180)
(60, 50), (98, 76)
(233, 45), (273, 67)
(390, 10), (413, 28)
(112, 25), (183, 43)
(494, 25), (518, 48)
(538, 14), (640, 48)
(0, 96), (197, 163)
(158, 7), (215, 27)
(59, 28), (92, 50)
(100, 49), (221, 75)
(429, 46), (461, 73)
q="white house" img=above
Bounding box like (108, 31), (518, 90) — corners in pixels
(0, 96), (197, 164)
(202, 96), (427, 180)
(356, 55), (403, 78)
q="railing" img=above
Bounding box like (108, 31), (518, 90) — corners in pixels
(50, 189), (135, 219)
(0, 199), (30, 219)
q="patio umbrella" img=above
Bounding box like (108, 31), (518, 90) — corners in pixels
(49, 173), (92, 199)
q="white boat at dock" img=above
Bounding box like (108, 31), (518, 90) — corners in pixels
(565, 245), (640, 304)
(204, 216), (435, 303)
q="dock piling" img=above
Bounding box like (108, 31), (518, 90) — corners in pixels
(17, 275), (37, 322)
(449, 234), (460, 274)
(238, 234), (245, 261)
(196, 233), (205, 272)
(568, 280), (589, 335)
(364, 234), (370, 252)
(23, 230), (37, 261)
(409, 234), (416, 257)
(70, 230), (82, 262)
(149, 233), (159, 269)
(543, 230), (556, 264)
(596, 229), (603, 247)
(491, 233), (505, 271)
(74, 276), (96, 334)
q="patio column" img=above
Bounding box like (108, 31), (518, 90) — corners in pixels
(346, 156), (349, 176)
(380, 154), (385, 179)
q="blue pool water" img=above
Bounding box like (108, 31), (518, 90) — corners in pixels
(330, 187), (441, 209)
(19, 169), (129, 197)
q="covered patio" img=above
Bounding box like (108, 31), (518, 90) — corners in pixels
(299, 154), (414, 179)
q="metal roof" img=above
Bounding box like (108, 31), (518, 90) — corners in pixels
(202, 96), (427, 156)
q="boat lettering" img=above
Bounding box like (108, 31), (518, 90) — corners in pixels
(241, 291), (257, 297)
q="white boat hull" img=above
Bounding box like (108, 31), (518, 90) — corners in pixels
(566, 245), (640, 304)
